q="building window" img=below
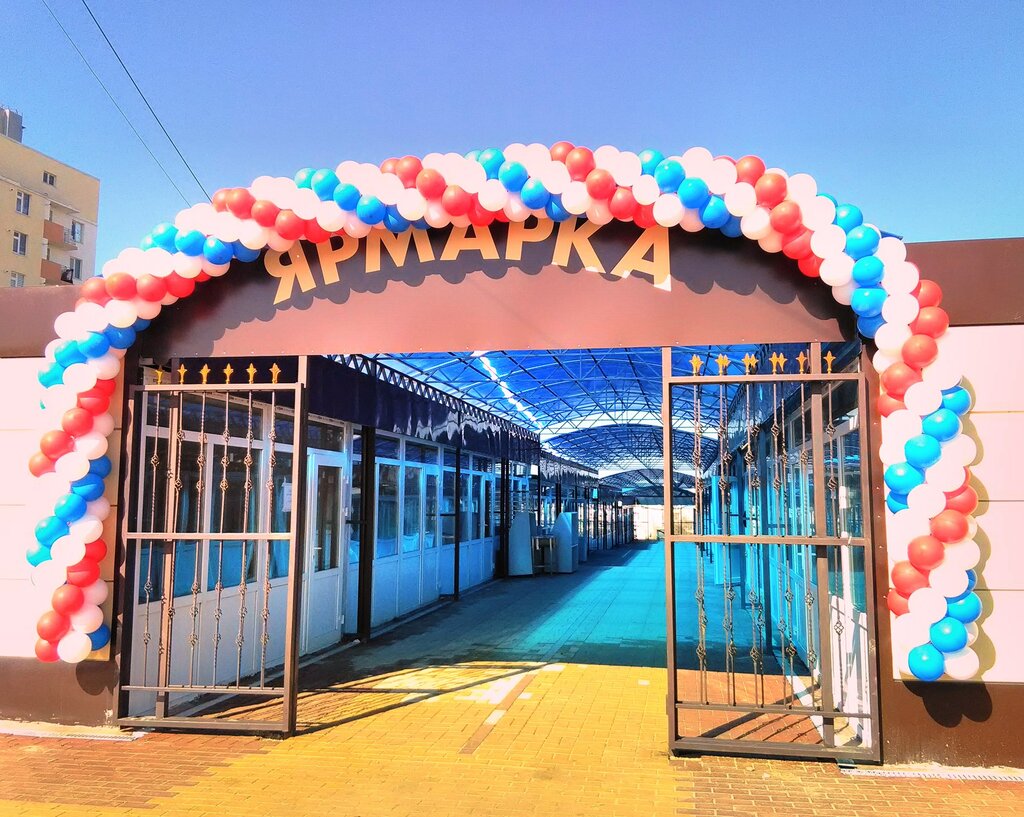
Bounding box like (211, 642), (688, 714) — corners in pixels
(15, 191), (30, 215)
(70, 221), (84, 243)
(42, 171), (56, 186)
(9, 272), (25, 287)
(12, 232), (27, 255)
(69, 257), (83, 281)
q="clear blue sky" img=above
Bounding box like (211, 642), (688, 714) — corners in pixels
(3, 1), (1022, 265)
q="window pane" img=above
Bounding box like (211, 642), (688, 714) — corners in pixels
(376, 464), (399, 558)
(472, 475), (483, 539)
(406, 442), (437, 464)
(269, 451), (293, 579)
(308, 419), (344, 452)
(460, 474), (473, 541)
(349, 459), (362, 564)
(441, 469), (456, 546)
(313, 465), (341, 570)
(403, 466), (421, 552)
(425, 472), (438, 549)
(376, 435), (400, 460)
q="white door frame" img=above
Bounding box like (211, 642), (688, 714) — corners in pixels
(301, 449), (348, 654)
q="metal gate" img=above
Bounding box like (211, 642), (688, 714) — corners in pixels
(661, 343), (880, 761)
(116, 360), (308, 734)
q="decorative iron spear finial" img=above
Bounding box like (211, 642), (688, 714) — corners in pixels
(690, 354), (703, 376)
(247, 363), (257, 385)
(178, 364), (187, 384)
(742, 353), (758, 375)
(796, 351), (808, 375)
(824, 350), (836, 374)
(715, 354), (730, 375)
(199, 364), (211, 385)
(270, 363), (281, 385)
(223, 363), (234, 384)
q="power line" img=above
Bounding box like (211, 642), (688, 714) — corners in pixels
(38, 0), (193, 206)
(79, 0), (211, 201)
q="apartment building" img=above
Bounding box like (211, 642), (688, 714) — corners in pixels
(0, 107), (99, 288)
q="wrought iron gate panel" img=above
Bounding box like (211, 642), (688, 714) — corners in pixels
(663, 344), (880, 761)
(117, 361), (308, 734)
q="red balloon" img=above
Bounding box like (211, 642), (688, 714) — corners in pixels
(608, 187), (638, 220)
(80, 277), (111, 306)
(914, 279), (943, 308)
(770, 201), (803, 235)
(136, 274), (167, 303)
(104, 273), (137, 301)
(945, 483), (979, 516)
(29, 451), (54, 477)
(798, 255), (822, 278)
(565, 147), (596, 181)
(632, 203), (655, 229)
(735, 155), (767, 186)
(275, 210), (306, 241)
(901, 334), (938, 370)
(911, 306), (950, 338)
(67, 558), (100, 587)
(52, 584), (85, 616)
(908, 535), (945, 571)
(891, 560), (929, 596)
(754, 173), (787, 207)
(195, 271), (211, 283)
(877, 393), (906, 417)
(395, 156), (422, 188)
(380, 157), (398, 175)
(303, 219), (331, 244)
(164, 273), (196, 299)
(468, 198), (495, 226)
(492, 208), (509, 224)
(61, 408), (94, 438)
(887, 589), (911, 616)
(880, 362), (922, 397)
(84, 538), (108, 562)
(585, 169), (616, 200)
(549, 141), (574, 162)
(211, 188), (230, 211)
(930, 509), (969, 544)
(226, 188), (255, 219)
(36, 610), (70, 642)
(781, 228), (813, 260)
(415, 168), (446, 200)
(77, 389), (110, 415)
(250, 200), (280, 227)
(40, 429), (74, 459)
(35, 638), (60, 663)
(441, 185), (472, 216)
(93, 378), (117, 397)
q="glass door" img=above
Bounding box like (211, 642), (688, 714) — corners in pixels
(302, 451), (348, 654)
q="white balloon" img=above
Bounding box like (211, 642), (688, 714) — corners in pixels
(344, 215), (372, 239)
(31, 561), (67, 594)
(740, 208), (771, 240)
(478, 179), (510, 212)
(395, 187), (428, 222)
(69, 514), (103, 543)
(724, 182), (757, 217)
(70, 603), (104, 633)
(943, 539), (981, 569)
(539, 161), (571, 195)
(610, 152), (642, 187)
(809, 224), (848, 259)
(922, 356), (962, 391)
(54, 311), (87, 341)
(882, 260), (920, 295)
(653, 194), (684, 227)
(887, 508), (930, 543)
(56, 451), (91, 481)
(907, 483), (946, 519)
(758, 232), (783, 254)
(87, 497), (111, 522)
(57, 630), (93, 663)
(965, 621), (979, 647)
(880, 438), (909, 465)
(90, 353), (121, 381)
(966, 514), (979, 541)
(174, 251), (206, 277)
(885, 409), (924, 441)
(315, 201), (346, 232)
(874, 322), (912, 356)
(105, 299), (138, 329)
(875, 236), (908, 265)
(63, 363), (97, 393)
(943, 434), (978, 467)
(943, 647), (979, 680)
(592, 144), (620, 170)
(872, 349), (898, 373)
(504, 195), (531, 223)
(560, 181), (591, 215)
(928, 561), (970, 597)
(632, 174), (660, 206)
(680, 147), (713, 180)
(424, 201), (451, 229)
(375, 173), (406, 206)
(891, 612), (931, 651)
(831, 281), (856, 306)
(680, 208), (704, 232)
(75, 302), (108, 332)
(925, 461), (968, 493)
(909, 588), (949, 624)
(903, 382), (943, 416)
(50, 535), (87, 567)
(802, 196), (837, 231)
(83, 579), (108, 606)
(786, 173), (817, 203)
(74, 432), (108, 460)
(819, 254), (854, 286)
(705, 158), (738, 195)
(92, 413), (115, 437)
(882, 294), (920, 326)
(586, 199), (613, 226)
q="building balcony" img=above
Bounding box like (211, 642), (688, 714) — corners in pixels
(39, 258), (66, 285)
(43, 219), (79, 249)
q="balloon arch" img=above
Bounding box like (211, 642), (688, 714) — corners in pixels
(27, 143), (982, 681)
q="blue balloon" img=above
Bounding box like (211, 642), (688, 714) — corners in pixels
(820, 192), (838, 206)
(89, 455), (112, 479)
(498, 161), (528, 193)
(519, 178), (551, 209)
(654, 159), (685, 192)
(720, 215), (742, 238)
(477, 148), (505, 179)
(232, 242), (261, 263)
(355, 195), (386, 225)
(834, 203), (864, 232)
(333, 183), (360, 211)
(947, 570), (978, 603)
(310, 168), (339, 201)
(947, 592), (982, 623)
(174, 229), (206, 256)
(133, 317), (151, 332)
(383, 206), (410, 232)
(700, 196), (730, 229)
(638, 149), (664, 176)
(79, 332), (111, 359)
(904, 434), (942, 469)
(35, 516), (68, 547)
(104, 325), (136, 349)
(72, 473), (106, 502)
(293, 167), (315, 189)
(411, 218), (430, 230)
(544, 195), (571, 222)
(857, 314), (885, 338)
(140, 235), (156, 250)
(203, 237), (233, 265)
(851, 256), (885, 286)
(151, 222), (179, 252)
(930, 617), (969, 653)
(884, 462), (925, 494)
(845, 225), (880, 260)
(54, 493), (88, 523)
(922, 408), (962, 442)
(464, 149), (481, 163)
(942, 386), (972, 416)
(55, 341), (87, 368)
(678, 178), (711, 209)
(38, 362), (65, 388)
(908, 643), (945, 681)
(88, 623), (111, 650)
(26, 542), (51, 567)
(851, 286), (887, 318)
(886, 491), (909, 513)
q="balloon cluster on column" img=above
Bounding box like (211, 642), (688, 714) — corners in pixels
(28, 143), (980, 677)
